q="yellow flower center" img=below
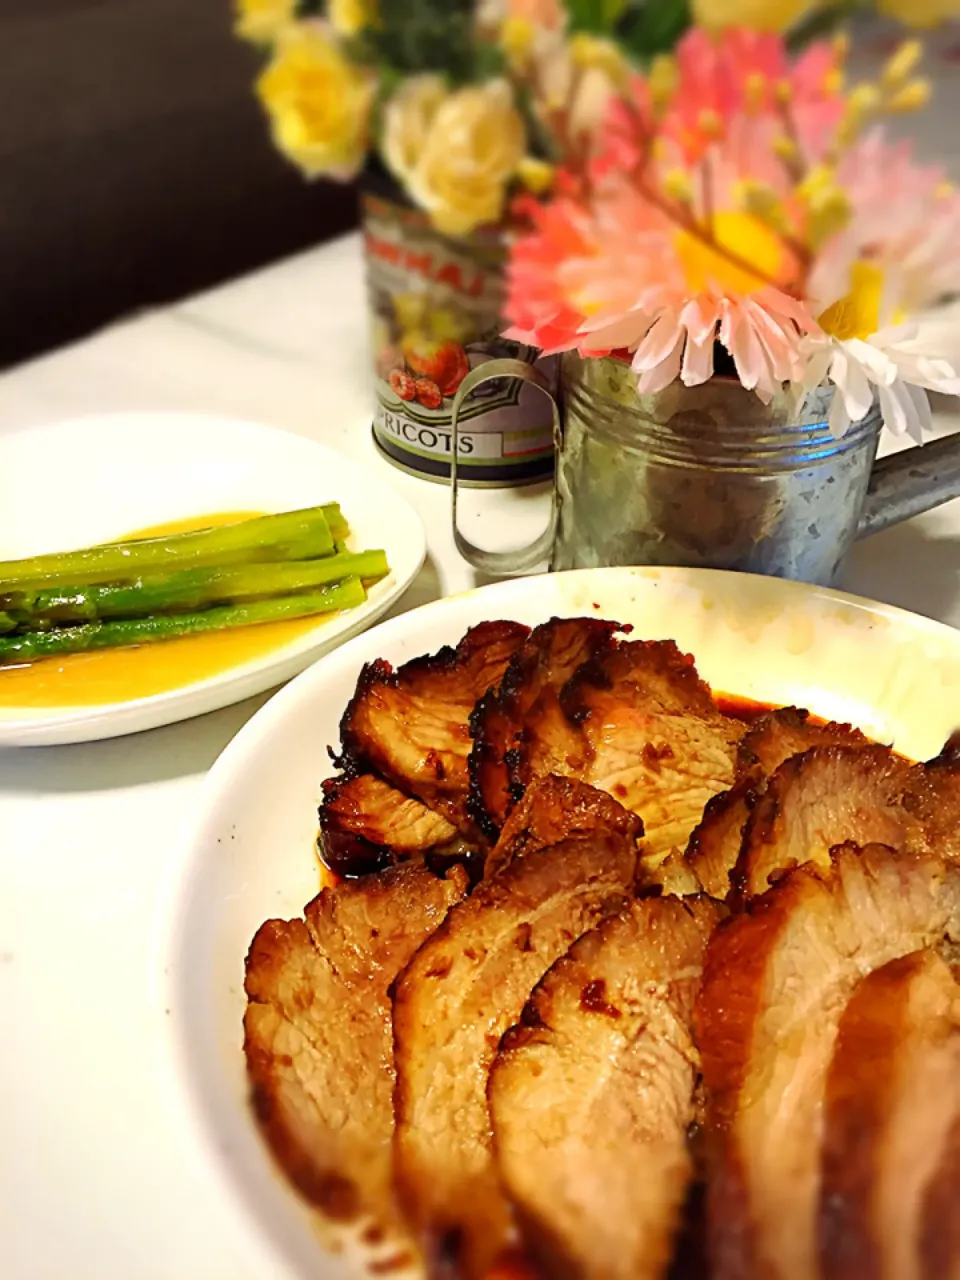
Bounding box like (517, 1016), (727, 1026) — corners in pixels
(675, 212), (784, 296)
(817, 260), (887, 341)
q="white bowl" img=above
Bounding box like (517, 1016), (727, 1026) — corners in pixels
(0, 413), (425, 745)
(167, 566), (960, 1280)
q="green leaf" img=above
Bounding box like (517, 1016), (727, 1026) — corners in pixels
(567, 0), (629, 32)
(371, 0), (476, 79)
(617, 0), (691, 60)
(470, 40), (509, 83)
(786, 2), (860, 51)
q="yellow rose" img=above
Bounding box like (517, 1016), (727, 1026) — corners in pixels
(383, 76), (448, 188)
(692, 0), (822, 31)
(329, 0), (379, 37)
(404, 81), (526, 237)
(235, 0), (297, 44)
(878, 0), (960, 24)
(257, 23), (375, 180)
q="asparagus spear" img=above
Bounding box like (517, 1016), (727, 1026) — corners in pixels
(321, 504), (349, 541)
(0, 612), (17, 636)
(2, 549), (388, 625)
(114, 502), (349, 545)
(0, 507), (336, 593)
(0, 578), (367, 666)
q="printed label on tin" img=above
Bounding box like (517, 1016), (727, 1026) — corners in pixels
(362, 190), (556, 485)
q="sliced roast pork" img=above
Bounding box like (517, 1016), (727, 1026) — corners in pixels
(338, 620), (529, 833)
(685, 781), (757, 901)
(469, 617), (622, 838)
(820, 950), (960, 1280)
(489, 896), (719, 1280)
(920, 1114), (960, 1280)
(737, 707), (870, 778)
(736, 745), (926, 899)
(243, 862), (468, 1227)
(686, 708), (870, 900)
(392, 778), (639, 1280)
(484, 771), (641, 882)
(698, 843), (960, 1280)
(907, 753), (960, 866)
(561, 642), (745, 858)
(318, 773), (462, 877)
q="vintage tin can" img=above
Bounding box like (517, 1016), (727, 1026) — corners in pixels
(361, 184), (556, 487)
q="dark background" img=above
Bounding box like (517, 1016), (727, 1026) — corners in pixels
(0, 0), (359, 371)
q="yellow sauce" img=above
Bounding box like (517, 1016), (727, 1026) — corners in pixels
(0, 512), (329, 708)
(123, 511), (261, 539)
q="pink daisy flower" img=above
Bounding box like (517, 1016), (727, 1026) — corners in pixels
(505, 178), (815, 400)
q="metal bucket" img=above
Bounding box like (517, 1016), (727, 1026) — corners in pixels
(450, 352), (960, 586)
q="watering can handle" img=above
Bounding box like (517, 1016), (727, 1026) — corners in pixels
(858, 430), (960, 540)
(450, 358), (561, 574)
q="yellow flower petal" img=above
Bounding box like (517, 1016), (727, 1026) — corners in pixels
(877, 0), (960, 27)
(501, 16), (537, 67)
(881, 39), (924, 88)
(887, 79), (933, 112)
(569, 34), (630, 89)
(404, 81), (527, 237)
(517, 156), (556, 195)
(692, 0), (822, 32)
(329, 0), (379, 37)
(648, 55), (678, 117)
(256, 24), (375, 180)
(234, 0), (297, 44)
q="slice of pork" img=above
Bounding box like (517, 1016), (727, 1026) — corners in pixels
(318, 773), (462, 877)
(484, 772), (641, 882)
(556, 642), (745, 859)
(243, 862), (468, 1229)
(392, 779), (639, 1280)
(338, 620), (529, 833)
(820, 950), (960, 1280)
(698, 842), (960, 1280)
(685, 708), (870, 900)
(736, 745), (926, 899)
(490, 896), (719, 1280)
(469, 617), (622, 838)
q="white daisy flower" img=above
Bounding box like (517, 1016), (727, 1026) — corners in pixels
(798, 322), (960, 443)
(797, 258), (960, 443)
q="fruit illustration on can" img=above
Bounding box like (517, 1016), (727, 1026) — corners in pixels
(402, 336), (471, 398)
(389, 369), (417, 401)
(414, 378), (443, 409)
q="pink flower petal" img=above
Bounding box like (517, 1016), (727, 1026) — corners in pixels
(637, 334), (684, 396)
(632, 313), (683, 371)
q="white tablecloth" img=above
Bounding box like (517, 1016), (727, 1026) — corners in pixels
(2, 232), (960, 1279)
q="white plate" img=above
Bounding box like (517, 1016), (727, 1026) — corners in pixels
(167, 566), (960, 1280)
(0, 413), (425, 746)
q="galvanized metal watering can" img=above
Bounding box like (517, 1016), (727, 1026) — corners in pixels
(450, 353), (960, 587)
